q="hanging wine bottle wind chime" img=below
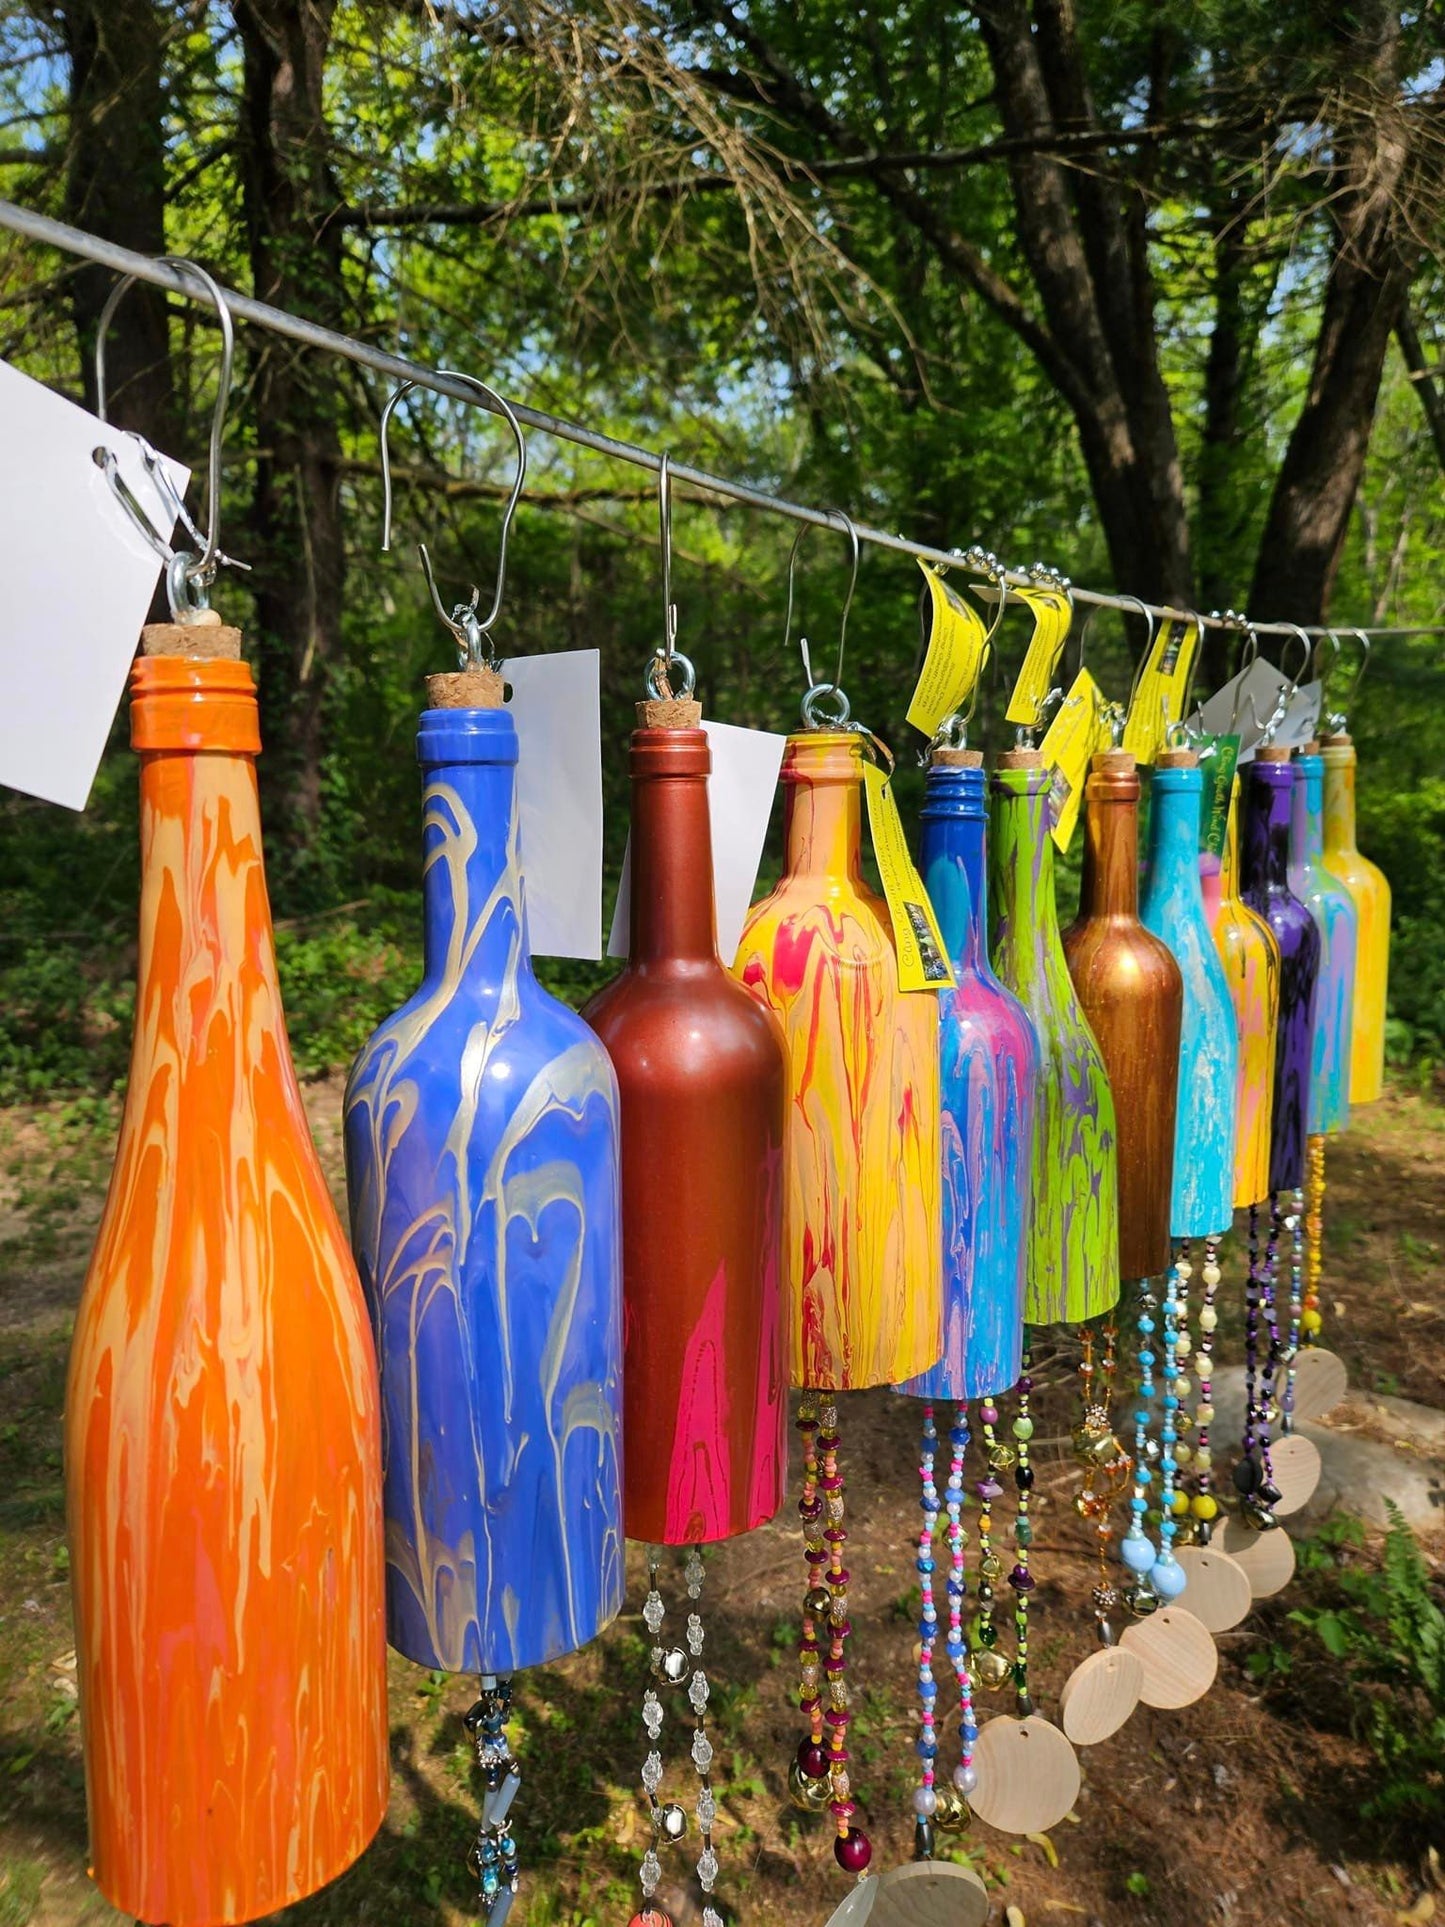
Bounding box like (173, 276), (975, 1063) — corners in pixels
(583, 461), (788, 1927)
(733, 520), (945, 1874)
(69, 265), (389, 1927)
(896, 655), (1041, 1853)
(1238, 714), (1323, 1533)
(343, 378), (625, 1925)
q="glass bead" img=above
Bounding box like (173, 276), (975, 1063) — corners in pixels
(688, 1670), (710, 1713)
(703, 1908), (724, 1927)
(691, 1730), (714, 1772)
(1012, 1415), (1034, 1442)
(687, 1614), (705, 1656)
(642, 1750), (664, 1793)
(643, 1691), (664, 1739)
(697, 1846), (719, 1888)
(697, 1786), (717, 1830)
(1200, 1306), (1219, 1331)
(643, 1593), (665, 1636)
(640, 1849), (662, 1896)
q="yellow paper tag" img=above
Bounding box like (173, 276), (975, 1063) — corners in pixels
(1037, 668), (1107, 851)
(907, 562), (990, 738)
(862, 762), (956, 992)
(1121, 618), (1200, 764)
(1004, 586), (1073, 727)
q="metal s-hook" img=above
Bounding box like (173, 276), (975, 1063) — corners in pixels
(94, 255), (248, 612)
(1120, 594), (1160, 713)
(785, 510), (860, 728)
(1337, 628), (1373, 729)
(644, 451), (695, 701)
(379, 367), (527, 668)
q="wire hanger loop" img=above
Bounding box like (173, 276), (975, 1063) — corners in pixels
(786, 511), (860, 728)
(380, 367), (526, 669)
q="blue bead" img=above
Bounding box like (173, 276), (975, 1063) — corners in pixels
(946, 1637), (965, 1659)
(922, 1495), (941, 1513)
(962, 1722), (979, 1742)
(1139, 1349), (1155, 1367)
(1151, 1556), (1189, 1599)
(917, 1556), (934, 1573)
(1121, 1532), (1156, 1574)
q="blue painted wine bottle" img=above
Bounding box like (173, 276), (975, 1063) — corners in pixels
(343, 673), (624, 1675)
(899, 749), (1038, 1400)
(1288, 746), (1357, 1137)
(1140, 748), (1238, 1239)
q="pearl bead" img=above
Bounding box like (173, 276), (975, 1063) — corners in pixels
(913, 1785), (937, 1816)
(953, 1763), (978, 1794)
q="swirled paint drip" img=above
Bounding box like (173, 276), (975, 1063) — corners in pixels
(1289, 752), (1358, 1136)
(1321, 737), (1391, 1106)
(988, 761), (1119, 1325)
(899, 757), (1039, 1400)
(1209, 782), (1281, 1209)
(1242, 757), (1321, 1195)
(345, 705), (624, 1675)
(1142, 760), (1238, 1239)
(732, 731), (943, 1389)
(66, 653), (388, 1927)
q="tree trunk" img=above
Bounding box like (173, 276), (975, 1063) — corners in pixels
(1247, 7), (1426, 623)
(51, 0), (174, 442)
(234, 0), (345, 862)
(1196, 196), (1250, 690)
(1396, 303), (1445, 478)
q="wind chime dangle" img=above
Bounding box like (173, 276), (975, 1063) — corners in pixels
(344, 373), (625, 1926)
(734, 515), (946, 1872)
(1238, 710), (1324, 1528)
(585, 459), (787, 1926)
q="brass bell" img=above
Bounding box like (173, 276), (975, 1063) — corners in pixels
(971, 1647), (1012, 1691)
(980, 1552), (1003, 1581)
(803, 1584), (833, 1617)
(1124, 1583), (1160, 1618)
(931, 1782), (970, 1833)
(788, 1759), (832, 1812)
(988, 1444), (1017, 1472)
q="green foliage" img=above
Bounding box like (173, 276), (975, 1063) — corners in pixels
(1289, 1504), (1445, 1824)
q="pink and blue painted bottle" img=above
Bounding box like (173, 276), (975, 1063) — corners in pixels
(1288, 747), (1357, 1137)
(1141, 752), (1238, 1239)
(1242, 752), (1321, 1193)
(898, 753), (1039, 1402)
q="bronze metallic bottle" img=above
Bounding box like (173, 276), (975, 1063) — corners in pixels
(584, 701), (788, 1546)
(1063, 750), (1183, 1280)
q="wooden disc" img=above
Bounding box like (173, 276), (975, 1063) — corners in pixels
(965, 1715), (1081, 1835)
(1269, 1433), (1323, 1517)
(823, 1875), (877, 1927)
(1216, 1517), (1298, 1597)
(1058, 1644), (1145, 1746)
(1289, 1348), (1348, 1424)
(1174, 1545), (1253, 1632)
(871, 1862), (989, 1927)
(1119, 1607), (1218, 1709)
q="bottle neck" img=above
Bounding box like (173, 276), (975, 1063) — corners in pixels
(920, 766), (988, 971)
(990, 767), (1058, 958)
(1290, 757), (1324, 869)
(1321, 742), (1359, 856)
(1241, 761), (1292, 894)
(1079, 768), (1140, 920)
(1147, 770), (1202, 885)
(1220, 781), (1243, 904)
(417, 708), (533, 985)
(628, 730), (718, 964)
(782, 733), (866, 883)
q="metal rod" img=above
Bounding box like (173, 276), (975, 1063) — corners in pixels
(1, 197), (1441, 644)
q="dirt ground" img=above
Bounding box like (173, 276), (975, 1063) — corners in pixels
(1, 1078), (1443, 1927)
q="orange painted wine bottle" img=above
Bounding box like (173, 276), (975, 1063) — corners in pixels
(64, 625), (389, 1926)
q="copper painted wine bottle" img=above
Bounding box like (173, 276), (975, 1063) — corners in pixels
(1063, 750), (1183, 1280)
(1321, 731), (1391, 1105)
(67, 630), (388, 1926)
(1140, 748), (1238, 1240)
(732, 730), (942, 1388)
(583, 707), (787, 1545)
(345, 672), (624, 1674)
(1289, 744), (1357, 1137)
(1241, 749), (1321, 1194)
(1212, 781), (1281, 1208)
(989, 750), (1119, 1324)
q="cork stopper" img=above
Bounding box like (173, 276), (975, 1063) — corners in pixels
(1090, 749), (1136, 775)
(995, 748), (1044, 770)
(426, 668), (505, 709)
(141, 612), (242, 660)
(1321, 729), (1352, 746)
(636, 698), (703, 729)
(1156, 746), (1198, 769)
(1257, 744), (1292, 762)
(931, 747), (984, 768)
(1298, 738), (1321, 756)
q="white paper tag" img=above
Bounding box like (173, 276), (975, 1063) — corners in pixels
(1192, 656), (1288, 763)
(0, 358), (188, 810)
(498, 648), (604, 961)
(608, 719), (786, 968)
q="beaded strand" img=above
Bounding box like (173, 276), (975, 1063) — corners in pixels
(971, 1401), (1011, 1692)
(1074, 1321), (1128, 1639)
(1119, 1280), (1159, 1594)
(1281, 1188), (1305, 1435)
(1303, 1135), (1326, 1346)
(681, 1550), (722, 1927)
(1008, 1355), (1037, 1714)
(465, 1676), (521, 1925)
(1150, 1257), (1187, 1600)
(818, 1402), (869, 1873)
(911, 1407), (942, 1857)
(1186, 1238), (1221, 1542)
(791, 1392), (830, 1807)
(945, 1406), (979, 1798)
